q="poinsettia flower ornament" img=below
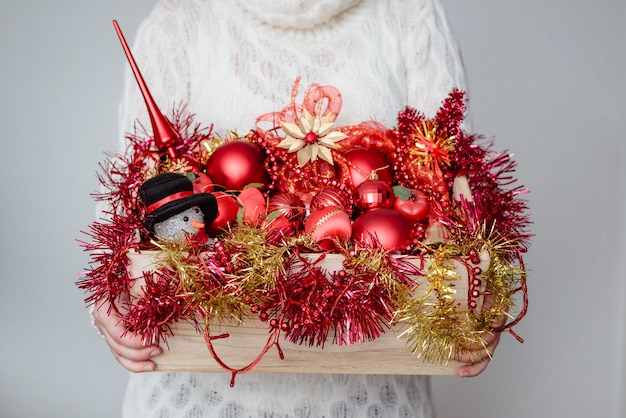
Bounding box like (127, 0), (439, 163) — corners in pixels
(278, 107), (347, 167)
(255, 78), (352, 202)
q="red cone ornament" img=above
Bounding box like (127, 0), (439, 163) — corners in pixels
(113, 20), (179, 158)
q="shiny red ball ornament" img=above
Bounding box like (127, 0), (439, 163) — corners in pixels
(305, 206), (352, 251)
(341, 147), (392, 188)
(191, 172), (214, 193)
(208, 192), (239, 235)
(206, 140), (267, 191)
(393, 189), (431, 221)
(268, 192), (306, 228)
(310, 188), (353, 216)
(351, 209), (413, 251)
(355, 179), (394, 211)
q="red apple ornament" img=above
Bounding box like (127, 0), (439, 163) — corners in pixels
(206, 140), (267, 191)
(393, 186), (431, 222)
(351, 209), (413, 251)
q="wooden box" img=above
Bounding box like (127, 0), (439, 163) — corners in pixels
(128, 250), (488, 375)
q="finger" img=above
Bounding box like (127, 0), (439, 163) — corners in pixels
(104, 331), (161, 361)
(456, 356), (491, 378)
(453, 330), (501, 362)
(94, 302), (162, 372)
(101, 330), (161, 372)
(93, 302), (154, 350)
(114, 351), (158, 373)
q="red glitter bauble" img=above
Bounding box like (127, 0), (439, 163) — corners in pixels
(351, 209), (413, 251)
(341, 147), (392, 188)
(304, 206), (352, 251)
(268, 192), (306, 227)
(310, 188), (353, 216)
(206, 140), (267, 191)
(355, 179), (394, 212)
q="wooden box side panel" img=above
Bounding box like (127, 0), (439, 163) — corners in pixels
(156, 320), (461, 374)
(128, 250), (481, 375)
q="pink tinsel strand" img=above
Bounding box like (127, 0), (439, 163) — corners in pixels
(77, 217), (141, 310)
(449, 133), (532, 255)
(270, 246), (417, 347)
(122, 269), (197, 346)
(434, 88), (466, 140)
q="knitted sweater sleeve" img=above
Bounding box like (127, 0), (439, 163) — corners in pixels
(402, 0), (470, 121)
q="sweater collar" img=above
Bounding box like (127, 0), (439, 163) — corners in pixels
(236, 0), (365, 29)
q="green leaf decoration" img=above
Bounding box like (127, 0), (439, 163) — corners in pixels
(393, 185), (412, 200)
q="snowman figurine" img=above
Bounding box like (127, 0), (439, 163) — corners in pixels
(139, 172), (218, 244)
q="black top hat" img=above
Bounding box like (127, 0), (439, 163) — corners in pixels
(139, 172), (218, 234)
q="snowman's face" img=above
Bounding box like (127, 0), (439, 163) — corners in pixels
(154, 206), (205, 244)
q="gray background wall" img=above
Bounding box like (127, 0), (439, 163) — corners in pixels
(0, 1), (624, 417)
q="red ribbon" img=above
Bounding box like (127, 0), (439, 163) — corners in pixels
(147, 191), (193, 214)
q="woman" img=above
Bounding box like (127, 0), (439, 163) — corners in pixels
(94, 0), (501, 416)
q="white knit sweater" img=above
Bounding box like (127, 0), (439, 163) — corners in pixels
(117, 0), (467, 416)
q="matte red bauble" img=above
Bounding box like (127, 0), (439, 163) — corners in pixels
(351, 209), (413, 251)
(206, 140), (267, 191)
(268, 192), (306, 227)
(238, 188), (267, 227)
(305, 206), (352, 251)
(208, 192), (239, 235)
(356, 179), (394, 211)
(310, 188), (353, 216)
(341, 147), (392, 188)
(393, 189), (431, 221)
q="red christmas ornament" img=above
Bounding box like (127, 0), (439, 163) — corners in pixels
(208, 192), (239, 235)
(393, 189), (431, 221)
(304, 206), (352, 251)
(267, 192), (306, 228)
(262, 213), (292, 234)
(351, 209), (412, 251)
(207, 140), (267, 191)
(341, 147), (392, 188)
(238, 188), (267, 227)
(191, 172), (214, 193)
(113, 21), (179, 158)
(310, 188), (353, 216)
(355, 179), (394, 211)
